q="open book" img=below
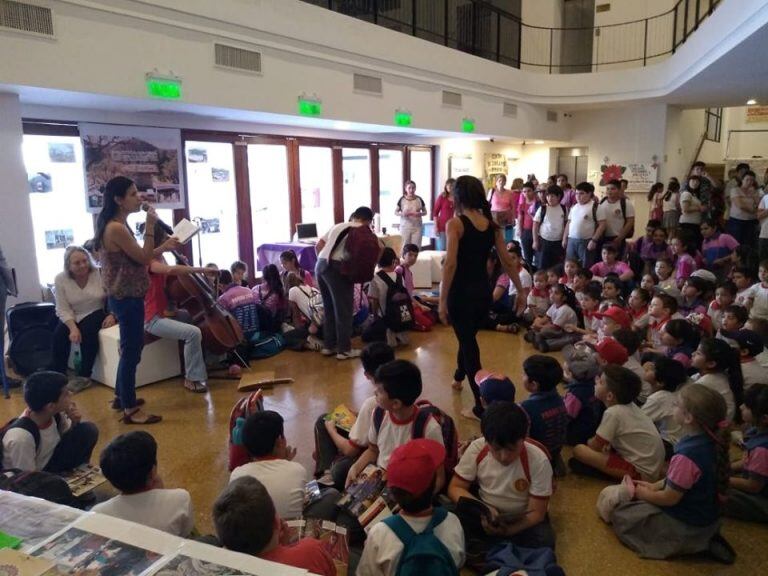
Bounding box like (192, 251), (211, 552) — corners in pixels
(58, 464), (106, 497)
(324, 404), (356, 432)
(172, 218), (200, 245)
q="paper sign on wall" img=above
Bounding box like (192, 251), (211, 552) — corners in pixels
(746, 106), (768, 123)
(624, 163), (658, 193)
(449, 155), (473, 179)
(484, 153), (507, 179)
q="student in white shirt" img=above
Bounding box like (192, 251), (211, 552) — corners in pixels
(571, 366), (665, 481)
(563, 182), (606, 269)
(691, 338), (744, 422)
(94, 431), (194, 537)
(640, 356), (689, 457)
(358, 439), (465, 576)
(599, 180), (635, 256)
(1, 371), (98, 473)
(533, 186), (567, 271)
(229, 410), (308, 520)
(733, 330), (767, 390)
(313, 343), (395, 490)
(448, 401), (555, 563)
(346, 360), (445, 491)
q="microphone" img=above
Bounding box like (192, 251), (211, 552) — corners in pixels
(141, 203), (174, 235)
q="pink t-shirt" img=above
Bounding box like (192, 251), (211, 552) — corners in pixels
(590, 261), (631, 278)
(490, 188), (516, 212)
(674, 254), (697, 286)
(518, 196), (537, 230)
(395, 265), (415, 295)
(745, 445), (768, 479)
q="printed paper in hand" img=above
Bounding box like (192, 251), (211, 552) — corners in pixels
(172, 219), (200, 245)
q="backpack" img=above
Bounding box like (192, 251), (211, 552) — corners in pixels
(382, 506), (458, 576)
(227, 390), (264, 471)
(599, 196), (635, 237)
(539, 204), (567, 227)
(0, 469), (82, 508)
(475, 437), (555, 492)
(299, 286), (324, 326)
(373, 400), (459, 477)
(378, 271), (414, 332)
(250, 333), (285, 359)
(0, 414), (62, 463)
(335, 225), (381, 283)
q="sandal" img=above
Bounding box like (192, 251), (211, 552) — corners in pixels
(122, 408), (162, 425)
(184, 379), (209, 393)
(111, 398), (145, 410)
(451, 380), (464, 391)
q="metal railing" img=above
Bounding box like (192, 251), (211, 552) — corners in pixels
(302, 0), (721, 73)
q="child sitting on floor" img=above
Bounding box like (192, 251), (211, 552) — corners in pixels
(732, 330), (765, 390)
(646, 293), (679, 351)
(600, 277), (625, 310)
(314, 342), (395, 490)
(94, 431), (193, 537)
(564, 282), (602, 340)
(213, 476), (336, 576)
(654, 258), (677, 294)
(628, 287), (651, 334)
(708, 281), (736, 332)
(525, 284), (579, 352)
(359, 439), (465, 575)
(562, 346), (604, 446)
(640, 355), (688, 458)
(733, 267), (755, 311)
(523, 270), (550, 326)
(366, 247), (412, 348)
(449, 402), (555, 563)
(608, 384), (735, 564)
(691, 338), (744, 423)
(520, 355), (568, 476)
(725, 383), (768, 524)
(570, 365), (665, 481)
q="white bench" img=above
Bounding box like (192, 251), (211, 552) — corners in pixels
(71, 325), (181, 389)
(418, 250), (446, 284)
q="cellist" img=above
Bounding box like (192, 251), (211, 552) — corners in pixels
(144, 222), (218, 393)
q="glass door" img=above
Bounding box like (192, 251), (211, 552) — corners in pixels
(184, 141), (238, 268)
(299, 146), (335, 235)
(378, 148), (404, 234)
(408, 148), (433, 220)
(342, 147), (371, 217)
(248, 143), (292, 267)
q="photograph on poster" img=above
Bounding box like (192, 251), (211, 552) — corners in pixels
(48, 143), (76, 163)
(199, 218), (220, 234)
(187, 148), (208, 163)
(80, 123), (185, 213)
(152, 555), (252, 576)
(45, 229), (74, 250)
(34, 527), (162, 576)
(0, 492), (83, 552)
(211, 168), (230, 182)
(28, 171), (53, 193)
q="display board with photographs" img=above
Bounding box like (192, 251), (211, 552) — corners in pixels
(0, 492), (84, 552)
(80, 123), (185, 213)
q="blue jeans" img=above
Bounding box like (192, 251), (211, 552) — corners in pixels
(436, 232), (446, 251)
(566, 238), (597, 268)
(145, 316), (206, 381)
(108, 296), (144, 410)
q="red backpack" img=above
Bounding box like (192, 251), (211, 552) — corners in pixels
(373, 400), (459, 478)
(336, 225), (381, 283)
(227, 391), (264, 471)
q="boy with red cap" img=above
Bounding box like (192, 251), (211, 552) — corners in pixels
(593, 305), (631, 339)
(448, 401), (555, 566)
(570, 365), (665, 481)
(358, 439), (465, 576)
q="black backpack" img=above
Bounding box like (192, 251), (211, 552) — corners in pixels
(378, 271), (414, 332)
(0, 414), (62, 462)
(599, 196), (635, 237)
(539, 204), (568, 225)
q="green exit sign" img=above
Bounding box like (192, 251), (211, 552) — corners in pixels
(298, 99), (322, 116)
(462, 119), (476, 133)
(146, 78), (182, 100)
(394, 111), (412, 127)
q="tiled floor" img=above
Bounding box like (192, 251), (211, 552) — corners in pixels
(3, 326), (766, 575)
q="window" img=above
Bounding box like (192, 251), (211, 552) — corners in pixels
(408, 148), (433, 219)
(378, 148), (404, 233)
(248, 144), (292, 263)
(705, 108), (722, 142)
(299, 146), (335, 235)
(22, 135), (93, 286)
(185, 141), (238, 268)
(342, 148), (371, 217)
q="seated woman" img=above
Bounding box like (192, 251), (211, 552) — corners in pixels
(253, 264), (289, 324)
(280, 250), (314, 291)
(50, 246), (116, 387)
(144, 225), (217, 393)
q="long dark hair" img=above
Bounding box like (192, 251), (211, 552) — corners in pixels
(94, 176), (134, 252)
(453, 175), (496, 228)
(698, 338), (744, 419)
(647, 182), (664, 202)
(260, 264), (284, 300)
(442, 178), (456, 197)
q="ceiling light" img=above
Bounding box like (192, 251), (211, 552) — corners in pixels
(534, 140), (545, 145)
(747, 99), (757, 105)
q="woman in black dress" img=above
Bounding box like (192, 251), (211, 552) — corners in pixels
(439, 176), (525, 420)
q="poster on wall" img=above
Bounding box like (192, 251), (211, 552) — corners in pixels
(598, 162), (657, 194)
(448, 155), (472, 179)
(80, 123), (185, 212)
(484, 153), (507, 180)
(746, 106), (768, 123)
(726, 158), (768, 186)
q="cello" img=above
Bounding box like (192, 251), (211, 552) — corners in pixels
(165, 250), (244, 355)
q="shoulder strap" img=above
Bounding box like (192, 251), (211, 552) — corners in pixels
(330, 225), (353, 253)
(560, 205), (567, 220)
(592, 200), (598, 222)
(383, 513), (416, 547)
(599, 197), (607, 204)
(620, 197), (627, 220)
(6, 417), (42, 451)
(425, 506), (449, 531)
(373, 406), (385, 435)
(476, 444), (490, 465)
(412, 406), (432, 439)
(540, 204), (547, 220)
(520, 441), (531, 483)
(377, 270), (397, 288)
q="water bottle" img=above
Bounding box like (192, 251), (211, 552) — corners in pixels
(73, 344), (82, 375)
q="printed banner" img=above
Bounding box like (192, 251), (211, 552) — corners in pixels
(80, 123), (184, 212)
(599, 162), (657, 193)
(484, 153), (507, 179)
(746, 106), (768, 123)
(449, 154), (473, 179)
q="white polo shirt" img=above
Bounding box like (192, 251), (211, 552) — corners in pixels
(596, 403), (665, 480)
(368, 408), (444, 469)
(601, 198), (635, 237)
(230, 459), (308, 520)
(533, 204), (568, 242)
(567, 201), (606, 240)
(92, 489), (194, 537)
(348, 396), (377, 449)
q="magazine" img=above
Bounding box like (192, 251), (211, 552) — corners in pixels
(303, 479), (322, 508)
(58, 464), (107, 497)
(324, 404), (356, 432)
(150, 554), (253, 576)
(0, 492), (83, 552)
(336, 464), (400, 532)
(0, 549), (54, 576)
(32, 527), (163, 576)
(293, 519), (350, 576)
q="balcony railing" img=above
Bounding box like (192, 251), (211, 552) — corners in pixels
(302, 0), (721, 73)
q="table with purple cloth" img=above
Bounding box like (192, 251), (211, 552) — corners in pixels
(256, 242), (318, 272)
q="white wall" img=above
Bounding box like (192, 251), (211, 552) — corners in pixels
(0, 93), (40, 303)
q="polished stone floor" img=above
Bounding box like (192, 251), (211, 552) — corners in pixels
(3, 327), (766, 575)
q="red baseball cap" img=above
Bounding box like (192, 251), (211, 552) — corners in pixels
(387, 439), (445, 495)
(594, 306), (632, 329)
(596, 338), (629, 365)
